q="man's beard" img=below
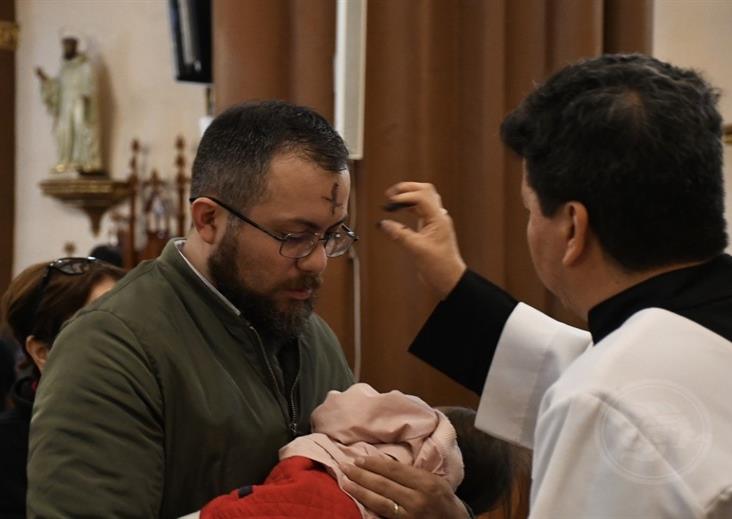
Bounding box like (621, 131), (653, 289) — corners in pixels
(208, 226), (321, 343)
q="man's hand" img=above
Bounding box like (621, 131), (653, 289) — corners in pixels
(341, 456), (469, 519)
(378, 182), (466, 299)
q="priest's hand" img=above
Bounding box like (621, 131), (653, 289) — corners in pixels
(341, 456), (469, 519)
(378, 182), (466, 299)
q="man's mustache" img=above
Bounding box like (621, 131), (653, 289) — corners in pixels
(284, 275), (322, 291)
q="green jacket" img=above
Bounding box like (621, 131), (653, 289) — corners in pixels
(28, 240), (354, 518)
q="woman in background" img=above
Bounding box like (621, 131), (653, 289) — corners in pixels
(0, 335), (18, 412)
(0, 257), (125, 518)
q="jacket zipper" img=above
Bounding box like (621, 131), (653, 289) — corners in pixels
(248, 324), (299, 438)
(288, 368), (300, 437)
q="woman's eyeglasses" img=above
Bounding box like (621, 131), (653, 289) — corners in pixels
(30, 257), (99, 326)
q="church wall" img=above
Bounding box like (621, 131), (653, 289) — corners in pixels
(12, 0), (732, 273)
(653, 0), (732, 251)
(14, 0), (206, 273)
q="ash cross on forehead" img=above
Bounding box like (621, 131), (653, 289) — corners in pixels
(322, 183), (344, 215)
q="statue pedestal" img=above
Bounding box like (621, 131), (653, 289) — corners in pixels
(40, 176), (131, 236)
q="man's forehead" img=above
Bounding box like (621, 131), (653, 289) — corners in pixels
(252, 160), (350, 227)
(321, 181), (348, 215)
(265, 157), (350, 191)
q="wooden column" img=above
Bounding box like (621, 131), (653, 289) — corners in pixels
(213, 0), (291, 106)
(604, 0), (654, 54)
(0, 2), (16, 293)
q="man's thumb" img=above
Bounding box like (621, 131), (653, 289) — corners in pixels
(377, 219), (416, 244)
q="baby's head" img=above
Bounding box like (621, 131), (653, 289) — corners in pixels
(441, 406), (523, 516)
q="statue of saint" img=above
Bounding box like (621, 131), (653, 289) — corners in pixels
(36, 35), (102, 174)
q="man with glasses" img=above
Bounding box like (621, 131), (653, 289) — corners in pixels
(27, 101), (358, 518)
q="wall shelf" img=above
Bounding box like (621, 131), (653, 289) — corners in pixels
(39, 176), (131, 236)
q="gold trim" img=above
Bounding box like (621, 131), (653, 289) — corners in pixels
(40, 178), (132, 236)
(0, 21), (19, 52)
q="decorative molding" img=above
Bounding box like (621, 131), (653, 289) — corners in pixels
(0, 20), (19, 52)
(40, 177), (132, 236)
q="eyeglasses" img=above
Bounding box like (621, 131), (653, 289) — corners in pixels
(30, 257), (99, 326)
(190, 196), (359, 259)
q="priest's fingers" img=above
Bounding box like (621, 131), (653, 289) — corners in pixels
(383, 182), (446, 221)
(342, 457), (468, 519)
(378, 183), (466, 298)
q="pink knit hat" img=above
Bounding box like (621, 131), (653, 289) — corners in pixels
(280, 383), (464, 518)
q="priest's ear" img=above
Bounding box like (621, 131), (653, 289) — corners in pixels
(562, 201), (590, 267)
(190, 197), (227, 245)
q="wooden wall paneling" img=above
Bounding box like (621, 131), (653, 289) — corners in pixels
(604, 0), (654, 54)
(355, 0), (478, 406)
(547, 0), (603, 73)
(356, 0), (440, 395)
(213, 0), (291, 106)
(288, 0), (336, 109)
(502, 0), (553, 312)
(0, 0), (16, 294)
(454, 0), (508, 288)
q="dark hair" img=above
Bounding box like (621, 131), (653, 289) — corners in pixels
(442, 406), (527, 517)
(501, 53), (727, 271)
(0, 334), (17, 409)
(89, 244), (124, 268)
(190, 100), (349, 212)
(1, 260), (125, 378)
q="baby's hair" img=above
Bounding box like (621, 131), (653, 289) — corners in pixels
(441, 406), (528, 517)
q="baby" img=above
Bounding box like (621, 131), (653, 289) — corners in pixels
(199, 383), (517, 518)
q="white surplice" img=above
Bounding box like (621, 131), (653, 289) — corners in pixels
(476, 303), (732, 518)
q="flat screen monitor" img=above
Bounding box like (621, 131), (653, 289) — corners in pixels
(168, 0), (212, 83)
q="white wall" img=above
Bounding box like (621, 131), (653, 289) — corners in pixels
(653, 0), (732, 251)
(14, 0), (207, 273)
(13, 1), (732, 272)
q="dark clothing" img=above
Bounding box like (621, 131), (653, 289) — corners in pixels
(27, 240), (354, 519)
(0, 377), (35, 518)
(588, 254), (732, 343)
(410, 254), (732, 394)
(410, 270), (517, 394)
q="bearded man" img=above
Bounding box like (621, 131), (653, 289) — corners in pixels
(27, 101), (357, 518)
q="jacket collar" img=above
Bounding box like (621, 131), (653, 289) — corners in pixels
(588, 254), (732, 343)
(172, 239), (240, 316)
(157, 239), (244, 329)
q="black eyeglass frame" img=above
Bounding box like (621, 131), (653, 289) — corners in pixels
(29, 257), (99, 336)
(190, 196), (359, 259)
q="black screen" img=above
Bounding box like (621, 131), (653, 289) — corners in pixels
(168, 0), (212, 83)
